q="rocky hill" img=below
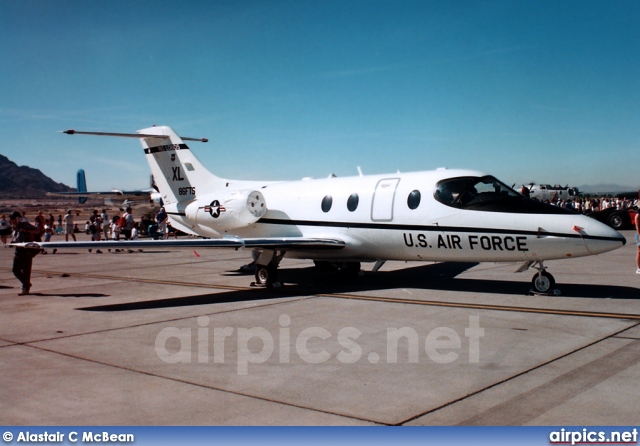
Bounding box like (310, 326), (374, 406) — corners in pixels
(0, 154), (74, 198)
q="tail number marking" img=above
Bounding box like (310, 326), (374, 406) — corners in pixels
(179, 187), (196, 196)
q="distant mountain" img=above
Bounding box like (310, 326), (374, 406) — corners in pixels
(0, 154), (74, 198)
(578, 184), (638, 195)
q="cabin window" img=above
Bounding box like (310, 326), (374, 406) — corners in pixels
(347, 193), (359, 212)
(407, 190), (421, 210)
(321, 195), (333, 213)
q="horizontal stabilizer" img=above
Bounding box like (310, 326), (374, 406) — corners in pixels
(62, 129), (208, 142)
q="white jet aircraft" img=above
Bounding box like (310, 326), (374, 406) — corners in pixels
(16, 125), (626, 293)
(47, 169), (163, 213)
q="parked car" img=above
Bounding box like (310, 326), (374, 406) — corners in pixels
(588, 207), (637, 230)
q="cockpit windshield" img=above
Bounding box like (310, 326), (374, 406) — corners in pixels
(434, 176), (575, 214)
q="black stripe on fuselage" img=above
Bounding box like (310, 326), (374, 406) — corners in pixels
(255, 218), (623, 243)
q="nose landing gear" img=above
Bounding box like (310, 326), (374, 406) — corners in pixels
(529, 261), (560, 295)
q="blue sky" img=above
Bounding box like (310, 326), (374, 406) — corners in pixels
(1, 0), (638, 191)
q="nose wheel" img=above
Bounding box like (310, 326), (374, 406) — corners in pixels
(529, 261), (559, 295)
(532, 270), (555, 293)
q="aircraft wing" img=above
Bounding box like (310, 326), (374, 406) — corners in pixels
(10, 237), (346, 252)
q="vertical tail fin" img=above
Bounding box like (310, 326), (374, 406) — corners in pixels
(62, 126), (217, 208)
(76, 169), (88, 204)
(135, 126), (223, 206)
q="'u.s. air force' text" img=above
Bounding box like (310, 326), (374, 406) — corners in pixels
(403, 233), (528, 252)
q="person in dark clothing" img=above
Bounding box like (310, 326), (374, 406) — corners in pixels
(9, 211), (41, 295)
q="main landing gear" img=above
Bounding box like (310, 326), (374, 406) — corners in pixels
(251, 250), (285, 288)
(249, 251), (364, 288)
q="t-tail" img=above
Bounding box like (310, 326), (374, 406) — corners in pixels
(63, 126), (266, 236)
(136, 126), (267, 237)
(135, 125), (223, 206)
(63, 126), (217, 207)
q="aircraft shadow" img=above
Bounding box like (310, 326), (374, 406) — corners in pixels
(30, 292), (109, 298)
(80, 289), (279, 312)
(78, 262), (639, 312)
(278, 263), (639, 300)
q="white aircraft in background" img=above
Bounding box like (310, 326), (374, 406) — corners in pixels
(17, 125), (626, 294)
(47, 169), (163, 214)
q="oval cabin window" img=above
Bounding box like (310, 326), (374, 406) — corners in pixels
(407, 190), (421, 210)
(321, 195), (333, 213)
(347, 193), (359, 212)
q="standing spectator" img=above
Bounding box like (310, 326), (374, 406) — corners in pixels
(111, 216), (121, 241)
(63, 210), (77, 242)
(89, 210), (103, 240)
(121, 207), (135, 240)
(156, 207), (168, 239)
(44, 219), (54, 242)
(9, 211), (41, 295)
(34, 210), (46, 240)
(584, 198), (592, 214)
(89, 220), (101, 241)
(101, 209), (110, 240)
(131, 222), (140, 240)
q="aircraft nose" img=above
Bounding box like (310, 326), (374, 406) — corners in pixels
(573, 215), (626, 254)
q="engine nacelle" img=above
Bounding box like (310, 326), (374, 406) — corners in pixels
(185, 190), (267, 235)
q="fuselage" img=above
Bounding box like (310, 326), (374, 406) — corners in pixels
(167, 168), (625, 263)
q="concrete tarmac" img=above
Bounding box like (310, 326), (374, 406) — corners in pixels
(1, 231), (639, 426)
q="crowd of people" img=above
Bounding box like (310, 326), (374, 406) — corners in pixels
(534, 196), (640, 214)
(1, 206), (175, 295)
(0, 207), (176, 247)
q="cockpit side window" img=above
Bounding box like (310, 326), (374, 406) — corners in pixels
(434, 176), (575, 214)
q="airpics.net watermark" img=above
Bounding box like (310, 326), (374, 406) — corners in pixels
(155, 315), (485, 375)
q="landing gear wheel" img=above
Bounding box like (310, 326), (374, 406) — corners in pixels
(607, 212), (627, 230)
(254, 265), (278, 287)
(531, 271), (555, 294)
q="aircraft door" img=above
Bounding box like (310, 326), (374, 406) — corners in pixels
(371, 178), (400, 221)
